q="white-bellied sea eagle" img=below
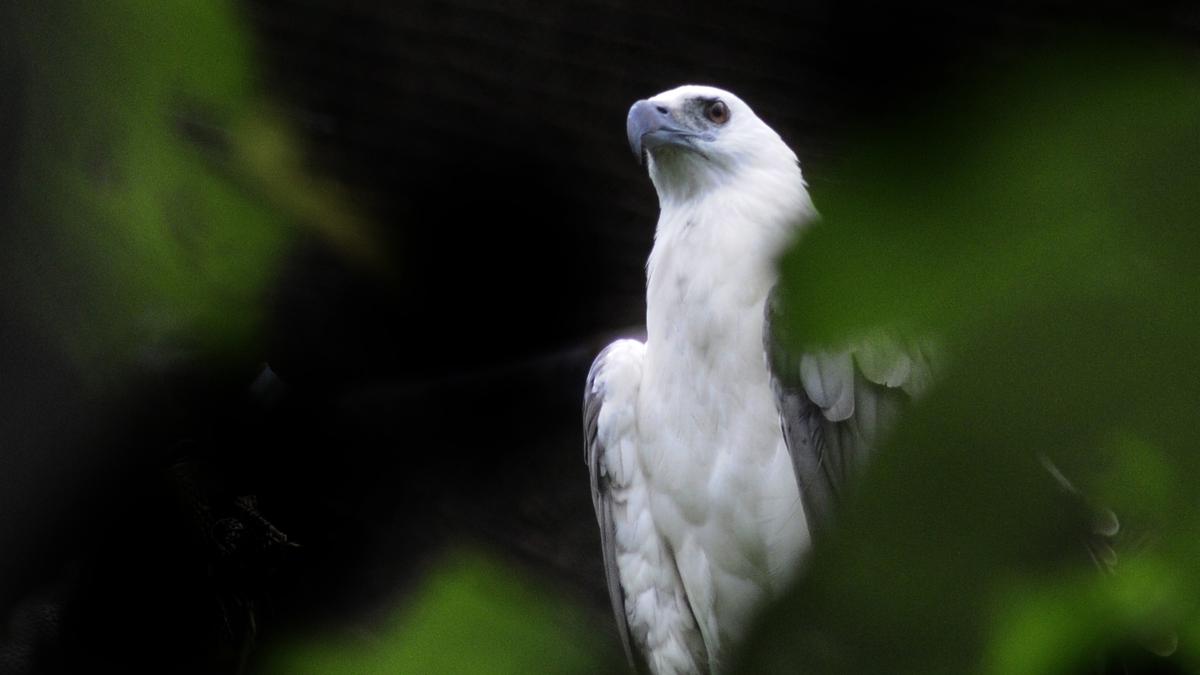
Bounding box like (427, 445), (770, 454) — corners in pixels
(583, 85), (934, 674)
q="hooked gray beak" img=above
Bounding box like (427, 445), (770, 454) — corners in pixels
(626, 99), (695, 164)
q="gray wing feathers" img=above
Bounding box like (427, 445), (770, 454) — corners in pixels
(584, 347), (642, 671)
(799, 352), (855, 421)
(765, 286), (936, 534)
(854, 336), (912, 388)
(773, 382), (841, 530)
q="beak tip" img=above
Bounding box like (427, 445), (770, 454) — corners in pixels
(627, 99), (653, 164)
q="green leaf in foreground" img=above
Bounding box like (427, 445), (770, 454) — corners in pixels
(4, 1), (379, 374)
(738, 43), (1200, 675)
(259, 550), (617, 675)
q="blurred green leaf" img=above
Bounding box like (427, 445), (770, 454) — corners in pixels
(777, 47), (1200, 350)
(738, 44), (1200, 674)
(6, 0), (279, 367)
(4, 1), (380, 374)
(259, 549), (617, 675)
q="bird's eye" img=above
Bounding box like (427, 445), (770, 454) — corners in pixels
(705, 100), (730, 125)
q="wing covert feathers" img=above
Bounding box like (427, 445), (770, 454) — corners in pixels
(585, 341), (643, 670)
(765, 285), (937, 534)
(586, 339), (709, 675)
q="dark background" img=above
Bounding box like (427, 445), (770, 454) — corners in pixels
(2, 2), (1198, 672)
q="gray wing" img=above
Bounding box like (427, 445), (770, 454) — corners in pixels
(764, 285), (937, 535)
(584, 343), (644, 673)
(763, 286), (1175, 658)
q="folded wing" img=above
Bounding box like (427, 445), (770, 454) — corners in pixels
(764, 287), (937, 535)
(585, 339), (708, 674)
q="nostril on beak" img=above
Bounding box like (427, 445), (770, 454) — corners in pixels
(655, 105), (670, 115)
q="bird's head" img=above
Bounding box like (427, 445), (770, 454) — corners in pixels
(627, 85), (801, 203)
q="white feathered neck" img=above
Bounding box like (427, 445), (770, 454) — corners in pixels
(644, 130), (814, 328)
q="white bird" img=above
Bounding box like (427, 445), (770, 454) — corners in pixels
(584, 85), (933, 674)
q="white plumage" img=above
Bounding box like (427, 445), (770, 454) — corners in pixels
(587, 83), (1107, 675)
(585, 85), (818, 673)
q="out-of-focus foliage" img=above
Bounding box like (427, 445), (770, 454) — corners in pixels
(258, 549), (621, 675)
(738, 44), (1200, 674)
(3, 0), (376, 374)
(7, 3), (1196, 672)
